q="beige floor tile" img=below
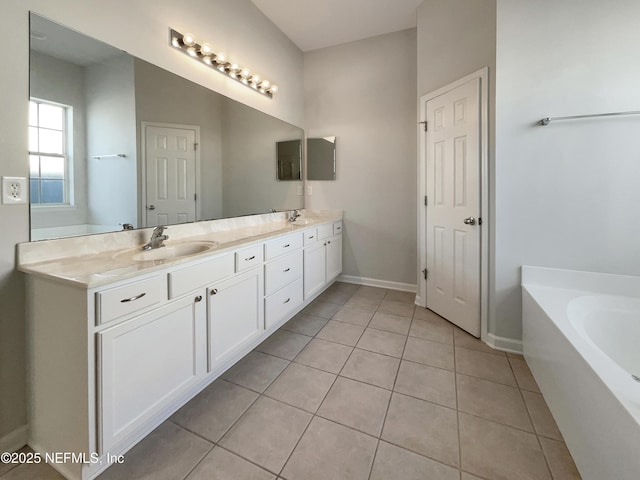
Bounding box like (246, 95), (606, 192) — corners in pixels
(356, 328), (406, 358)
(455, 348), (516, 386)
(460, 473), (484, 480)
(333, 305), (375, 326)
(522, 391), (563, 440)
(409, 315), (454, 345)
(382, 393), (459, 468)
(459, 413), (551, 480)
(370, 441), (459, 480)
(539, 437), (582, 480)
(369, 311), (412, 335)
(223, 351), (289, 393)
(171, 379), (258, 442)
(454, 327), (505, 355)
(186, 447), (276, 480)
(0, 446), (32, 477)
(294, 338), (353, 373)
(354, 285), (388, 299)
(456, 374), (533, 432)
(317, 289), (352, 305)
(413, 307), (439, 321)
(383, 290), (417, 304)
(98, 422), (211, 480)
(403, 336), (454, 370)
(265, 363), (336, 413)
(327, 281), (359, 295)
(220, 397), (312, 474)
(256, 331), (312, 360)
(509, 357), (541, 393)
(394, 360), (456, 408)
(302, 300), (342, 319)
(317, 377), (391, 436)
(2, 462), (65, 480)
(378, 300), (416, 318)
(346, 295), (383, 310)
(316, 321), (365, 346)
(507, 351), (524, 359)
(341, 348), (400, 389)
(280, 314), (328, 337)
(281, 417), (377, 480)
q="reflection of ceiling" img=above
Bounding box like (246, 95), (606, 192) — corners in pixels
(30, 14), (123, 66)
(251, 0), (421, 52)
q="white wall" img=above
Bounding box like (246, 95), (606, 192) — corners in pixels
(29, 52), (89, 229)
(494, 0), (640, 340)
(0, 0), (303, 445)
(304, 29), (418, 288)
(86, 54), (137, 227)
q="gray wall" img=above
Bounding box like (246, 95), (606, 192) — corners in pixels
(86, 54), (137, 227)
(29, 51), (89, 228)
(0, 0), (303, 446)
(304, 29), (418, 287)
(493, 0), (640, 340)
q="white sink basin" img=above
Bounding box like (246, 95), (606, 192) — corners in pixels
(114, 241), (218, 262)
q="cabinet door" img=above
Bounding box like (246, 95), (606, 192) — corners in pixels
(326, 236), (342, 282)
(98, 293), (206, 453)
(208, 268), (263, 370)
(304, 241), (326, 300)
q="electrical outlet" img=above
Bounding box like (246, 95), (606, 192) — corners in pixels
(307, 185), (313, 196)
(2, 176), (28, 204)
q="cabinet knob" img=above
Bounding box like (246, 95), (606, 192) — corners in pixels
(194, 295), (203, 302)
(210, 289), (218, 295)
(327, 241), (331, 244)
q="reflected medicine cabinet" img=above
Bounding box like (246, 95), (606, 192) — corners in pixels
(307, 136), (336, 180)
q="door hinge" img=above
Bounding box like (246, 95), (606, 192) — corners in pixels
(478, 217), (482, 225)
(418, 121), (427, 132)
(424, 195), (428, 206)
(422, 268), (428, 280)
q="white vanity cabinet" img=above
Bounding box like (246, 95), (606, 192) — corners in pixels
(303, 221), (343, 299)
(98, 291), (206, 453)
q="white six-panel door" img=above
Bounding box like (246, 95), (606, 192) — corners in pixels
(144, 125), (197, 227)
(425, 77), (481, 337)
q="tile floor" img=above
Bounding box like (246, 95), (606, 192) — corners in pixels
(1, 282), (581, 480)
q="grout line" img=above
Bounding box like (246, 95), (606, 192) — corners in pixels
(180, 441), (215, 480)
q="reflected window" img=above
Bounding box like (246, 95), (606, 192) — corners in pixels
(28, 99), (69, 204)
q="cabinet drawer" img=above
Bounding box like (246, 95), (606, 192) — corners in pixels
(169, 253), (234, 299)
(235, 244), (263, 272)
(264, 232), (303, 260)
(317, 223), (333, 240)
(265, 277), (303, 329)
(333, 221), (343, 236)
(96, 275), (167, 325)
(265, 250), (303, 296)
(303, 228), (318, 246)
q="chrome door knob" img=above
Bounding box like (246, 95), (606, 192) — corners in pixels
(463, 217), (476, 225)
(147, 205), (155, 210)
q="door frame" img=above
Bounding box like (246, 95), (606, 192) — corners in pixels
(140, 122), (201, 227)
(416, 67), (489, 342)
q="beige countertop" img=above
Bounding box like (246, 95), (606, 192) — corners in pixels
(17, 211), (342, 289)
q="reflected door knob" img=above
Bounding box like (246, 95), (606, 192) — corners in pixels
(147, 205), (155, 210)
(463, 217), (476, 225)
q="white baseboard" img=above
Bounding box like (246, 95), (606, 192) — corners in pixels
(337, 274), (416, 293)
(0, 425), (28, 453)
(486, 333), (523, 354)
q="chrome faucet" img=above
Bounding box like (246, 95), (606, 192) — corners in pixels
(142, 226), (169, 250)
(288, 209), (301, 222)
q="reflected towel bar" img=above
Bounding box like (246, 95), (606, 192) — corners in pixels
(539, 110), (640, 126)
(92, 154), (126, 159)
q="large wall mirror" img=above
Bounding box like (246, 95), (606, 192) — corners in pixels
(29, 13), (304, 241)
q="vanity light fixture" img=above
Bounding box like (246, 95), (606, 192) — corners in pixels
(170, 28), (278, 98)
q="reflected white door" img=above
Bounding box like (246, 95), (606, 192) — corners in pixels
(145, 125), (197, 227)
(425, 77), (481, 337)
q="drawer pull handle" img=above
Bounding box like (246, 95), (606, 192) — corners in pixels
(120, 292), (146, 303)
(283, 244), (290, 248)
(309, 235), (315, 239)
(283, 297), (291, 304)
(336, 227), (341, 230)
(210, 288), (218, 295)
(245, 255), (256, 261)
(195, 295), (203, 303)
(283, 268), (291, 272)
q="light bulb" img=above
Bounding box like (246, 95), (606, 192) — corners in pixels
(240, 68), (250, 78)
(269, 85), (278, 94)
(260, 80), (271, 89)
(229, 63), (239, 72)
(187, 47), (197, 57)
(215, 52), (226, 64)
(200, 43), (213, 55)
(182, 33), (196, 47)
(171, 37), (180, 48)
(250, 74), (260, 84)
(202, 56), (212, 65)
